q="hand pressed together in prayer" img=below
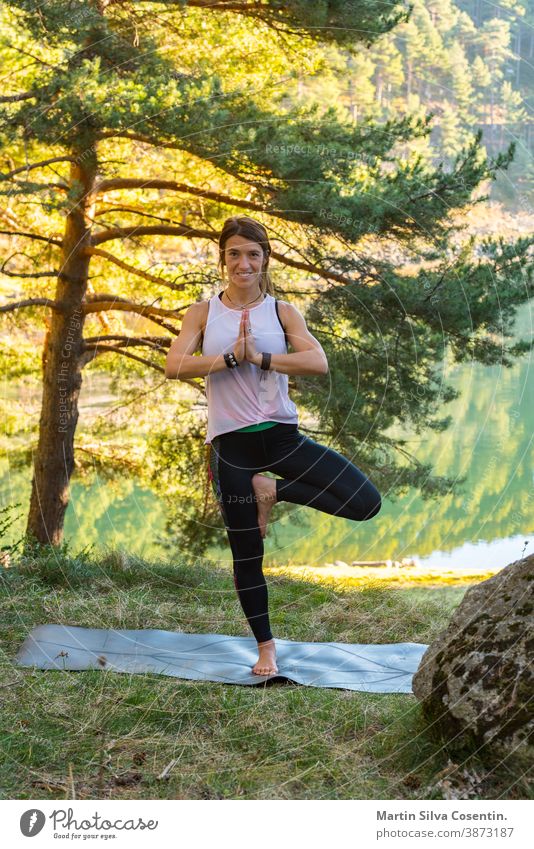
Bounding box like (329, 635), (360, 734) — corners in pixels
(241, 308), (262, 367)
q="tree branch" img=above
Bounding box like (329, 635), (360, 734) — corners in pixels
(0, 229), (62, 246)
(83, 295), (188, 336)
(91, 222), (216, 246)
(0, 298), (62, 314)
(94, 205), (208, 229)
(160, 1), (264, 9)
(83, 334), (171, 350)
(1, 269), (58, 279)
(96, 130), (190, 149)
(82, 343), (166, 373)
(83, 246), (189, 292)
(0, 156), (75, 181)
(269, 249), (355, 285)
(0, 91), (37, 103)
(92, 379), (168, 420)
(4, 180), (69, 192)
(7, 44), (63, 71)
(95, 131), (276, 194)
(1, 257), (59, 279)
(83, 294), (185, 317)
(92, 177), (277, 214)
(82, 342), (205, 394)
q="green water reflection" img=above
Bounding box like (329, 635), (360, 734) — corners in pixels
(2, 303), (532, 568)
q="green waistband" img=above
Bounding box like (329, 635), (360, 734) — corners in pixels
(233, 420), (279, 433)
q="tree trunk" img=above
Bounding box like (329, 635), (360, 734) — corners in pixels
(406, 60), (412, 99)
(515, 28), (521, 87)
(347, 77), (355, 120)
(376, 69), (383, 105)
(489, 80), (495, 151)
(26, 156), (96, 546)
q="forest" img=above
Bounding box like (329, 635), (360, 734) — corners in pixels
(0, 0), (532, 806)
(0, 0), (532, 556)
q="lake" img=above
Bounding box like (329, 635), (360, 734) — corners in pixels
(2, 300), (532, 572)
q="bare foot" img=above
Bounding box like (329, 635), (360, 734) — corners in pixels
(252, 639), (278, 676)
(252, 473), (277, 538)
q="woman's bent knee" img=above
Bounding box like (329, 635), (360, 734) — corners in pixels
(348, 491), (381, 521)
(365, 496), (381, 520)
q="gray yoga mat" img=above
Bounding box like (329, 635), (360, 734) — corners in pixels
(14, 624), (428, 693)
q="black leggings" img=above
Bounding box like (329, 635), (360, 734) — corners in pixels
(208, 423), (381, 643)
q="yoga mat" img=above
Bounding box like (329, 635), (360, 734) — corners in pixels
(14, 625), (428, 693)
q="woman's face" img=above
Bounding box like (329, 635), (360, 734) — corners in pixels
(223, 234), (265, 289)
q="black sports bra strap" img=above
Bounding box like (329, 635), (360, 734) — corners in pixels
(275, 299), (289, 348)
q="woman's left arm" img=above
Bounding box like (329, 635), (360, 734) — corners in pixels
(247, 302), (328, 376)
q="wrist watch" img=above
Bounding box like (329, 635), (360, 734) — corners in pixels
(260, 352), (271, 371)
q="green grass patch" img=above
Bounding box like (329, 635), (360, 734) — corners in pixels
(0, 545), (530, 800)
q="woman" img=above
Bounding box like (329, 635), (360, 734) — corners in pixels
(165, 216), (382, 676)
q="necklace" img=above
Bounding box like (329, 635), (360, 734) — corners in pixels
(223, 288), (264, 309)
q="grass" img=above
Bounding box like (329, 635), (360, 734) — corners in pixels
(0, 544), (531, 800)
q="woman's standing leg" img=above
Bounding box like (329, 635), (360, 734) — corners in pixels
(262, 424), (382, 521)
(209, 433), (278, 674)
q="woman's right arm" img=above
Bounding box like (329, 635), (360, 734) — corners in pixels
(165, 303), (228, 380)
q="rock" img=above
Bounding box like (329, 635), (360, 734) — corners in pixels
(412, 553), (534, 751)
(333, 560), (349, 568)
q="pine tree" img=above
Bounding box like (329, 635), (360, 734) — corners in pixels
(369, 37), (404, 114)
(439, 103), (463, 161)
(0, 0), (532, 550)
(476, 16), (514, 147)
(448, 43), (473, 120)
(501, 79), (528, 126)
(399, 9), (429, 99)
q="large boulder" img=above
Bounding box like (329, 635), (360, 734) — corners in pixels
(412, 553), (533, 750)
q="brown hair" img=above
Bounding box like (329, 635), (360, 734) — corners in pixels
(218, 216), (275, 295)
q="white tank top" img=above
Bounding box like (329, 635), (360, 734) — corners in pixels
(201, 292), (299, 444)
